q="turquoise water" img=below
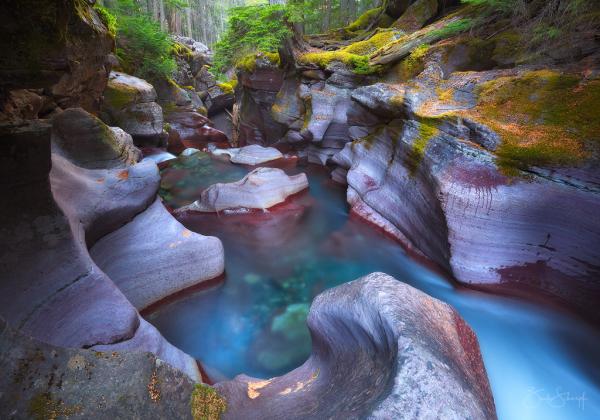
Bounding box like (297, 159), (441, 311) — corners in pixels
(148, 152), (600, 419)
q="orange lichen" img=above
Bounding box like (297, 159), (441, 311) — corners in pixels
(147, 370), (161, 403)
(247, 379), (271, 399)
(465, 70), (600, 172)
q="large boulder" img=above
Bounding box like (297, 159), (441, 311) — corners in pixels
(393, 0), (439, 33)
(91, 199), (225, 310)
(176, 168), (308, 213)
(165, 110), (229, 154)
(216, 272), (496, 419)
(102, 71), (164, 146)
(211, 144), (284, 165)
(52, 108), (141, 169)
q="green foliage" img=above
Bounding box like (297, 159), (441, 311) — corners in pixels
(212, 5), (291, 75)
(104, 0), (176, 81)
(460, 0), (599, 50)
(430, 18), (474, 39)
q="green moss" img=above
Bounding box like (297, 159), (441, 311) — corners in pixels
(104, 83), (137, 110)
(397, 43), (430, 79)
(347, 7), (383, 32)
(94, 5), (117, 38)
(264, 52), (281, 66)
(302, 97), (313, 131)
(355, 126), (386, 150)
(299, 51), (381, 75)
(389, 95), (405, 108)
(490, 30), (523, 64)
(217, 82), (235, 95)
(342, 29), (399, 55)
(190, 384), (227, 420)
(472, 70), (600, 171)
(171, 42), (194, 60)
(406, 118), (440, 174)
(235, 52), (280, 73)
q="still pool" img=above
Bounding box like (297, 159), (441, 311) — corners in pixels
(148, 152), (600, 419)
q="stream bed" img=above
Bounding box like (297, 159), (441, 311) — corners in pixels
(147, 152), (600, 420)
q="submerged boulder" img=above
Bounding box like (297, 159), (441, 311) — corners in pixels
(211, 144), (284, 165)
(176, 168), (308, 213)
(216, 272), (496, 419)
(102, 71), (164, 145)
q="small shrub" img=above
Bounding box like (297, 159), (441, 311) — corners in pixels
(212, 5), (291, 75)
(430, 18), (474, 39)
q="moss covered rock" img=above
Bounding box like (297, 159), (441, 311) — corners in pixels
(102, 71), (164, 145)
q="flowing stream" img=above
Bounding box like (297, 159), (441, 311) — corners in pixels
(147, 152), (600, 420)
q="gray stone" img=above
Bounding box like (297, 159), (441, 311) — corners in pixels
(351, 83), (407, 119)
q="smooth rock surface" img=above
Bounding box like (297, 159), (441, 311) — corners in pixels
(0, 123), (139, 350)
(52, 108), (141, 170)
(216, 272), (496, 420)
(91, 199), (225, 310)
(176, 168), (308, 213)
(212, 144), (284, 165)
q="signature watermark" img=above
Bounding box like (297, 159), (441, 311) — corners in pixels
(523, 387), (587, 410)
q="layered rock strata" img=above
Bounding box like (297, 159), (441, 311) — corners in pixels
(232, 4), (600, 322)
